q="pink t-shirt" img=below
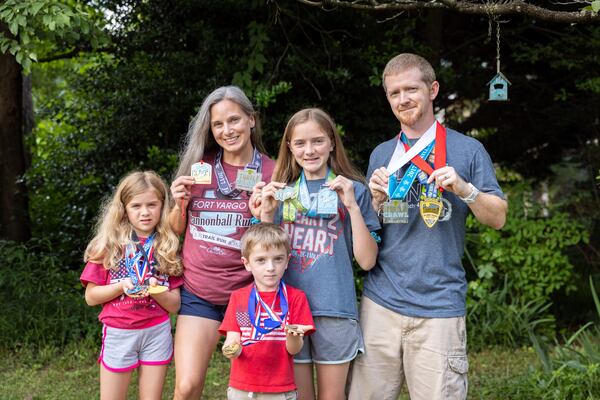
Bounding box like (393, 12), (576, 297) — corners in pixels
(80, 259), (183, 329)
(182, 152), (275, 305)
(219, 284), (315, 393)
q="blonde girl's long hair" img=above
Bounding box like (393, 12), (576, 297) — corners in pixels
(174, 85), (266, 179)
(84, 171), (183, 276)
(273, 108), (365, 184)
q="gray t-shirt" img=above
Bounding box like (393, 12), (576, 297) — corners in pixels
(363, 128), (504, 318)
(281, 178), (380, 320)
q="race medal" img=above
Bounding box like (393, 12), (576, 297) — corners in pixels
(275, 186), (296, 201)
(419, 196), (443, 228)
(222, 343), (242, 357)
(147, 285), (168, 294)
(316, 187), (338, 215)
(191, 162), (212, 184)
(285, 324), (303, 334)
(382, 200), (409, 224)
(235, 168), (262, 192)
(125, 284), (147, 296)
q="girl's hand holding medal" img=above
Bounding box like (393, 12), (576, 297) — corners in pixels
(260, 181), (288, 219)
(121, 278), (150, 298)
(249, 181), (267, 219)
(147, 276), (168, 295)
(326, 175), (357, 210)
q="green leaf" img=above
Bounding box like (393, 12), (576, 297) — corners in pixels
(592, 1), (600, 13)
(29, 52), (37, 62)
(31, 2), (45, 16)
(8, 20), (18, 36)
(22, 56), (31, 72)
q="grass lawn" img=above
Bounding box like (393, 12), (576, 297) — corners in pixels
(0, 342), (539, 399)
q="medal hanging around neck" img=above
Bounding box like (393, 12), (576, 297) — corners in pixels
(277, 169), (337, 222)
(124, 232), (156, 296)
(245, 281), (289, 346)
(385, 123), (447, 228)
(486, 18), (511, 101)
(215, 148), (262, 197)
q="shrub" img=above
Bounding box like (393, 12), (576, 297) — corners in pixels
(0, 239), (97, 348)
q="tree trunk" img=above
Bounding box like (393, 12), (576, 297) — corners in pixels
(0, 21), (30, 241)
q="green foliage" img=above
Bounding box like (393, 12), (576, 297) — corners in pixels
(466, 181), (588, 305)
(465, 179), (589, 349)
(528, 277), (600, 399)
(0, 0), (108, 72)
(467, 277), (555, 351)
(0, 240), (97, 348)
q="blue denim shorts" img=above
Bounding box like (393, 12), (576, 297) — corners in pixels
(179, 286), (228, 321)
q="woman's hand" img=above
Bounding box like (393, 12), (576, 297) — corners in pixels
(170, 175), (194, 211)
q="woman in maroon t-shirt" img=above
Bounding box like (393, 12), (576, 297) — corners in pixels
(169, 86), (275, 399)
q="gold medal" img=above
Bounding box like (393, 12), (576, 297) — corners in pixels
(147, 285), (168, 295)
(222, 343), (242, 357)
(419, 197), (443, 228)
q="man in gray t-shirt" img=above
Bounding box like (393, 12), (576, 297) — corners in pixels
(349, 54), (507, 400)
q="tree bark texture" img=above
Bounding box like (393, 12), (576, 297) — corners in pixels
(296, 0), (600, 24)
(0, 21), (31, 242)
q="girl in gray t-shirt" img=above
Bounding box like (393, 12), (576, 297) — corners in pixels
(258, 108), (380, 400)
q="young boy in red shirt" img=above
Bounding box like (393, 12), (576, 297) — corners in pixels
(219, 223), (315, 400)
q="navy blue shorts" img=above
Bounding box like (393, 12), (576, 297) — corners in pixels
(179, 286), (228, 322)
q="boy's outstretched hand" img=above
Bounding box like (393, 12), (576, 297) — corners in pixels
(223, 332), (243, 359)
(284, 324), (314, 337)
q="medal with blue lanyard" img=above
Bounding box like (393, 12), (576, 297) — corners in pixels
(281, 169), (337, 222)
(386, 122), (447, 228)
(214, 147), (262, 197)
(245, 281), (289, 346)
(124, 231), (156, 295)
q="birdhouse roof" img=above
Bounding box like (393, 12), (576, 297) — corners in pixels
(487, 72), (511, 86)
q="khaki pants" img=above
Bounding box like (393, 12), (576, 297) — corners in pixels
(348, 297), (468, 400)
(227, 387), (297, 400)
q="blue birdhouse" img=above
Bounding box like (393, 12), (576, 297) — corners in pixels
(487, 72), (511, 101)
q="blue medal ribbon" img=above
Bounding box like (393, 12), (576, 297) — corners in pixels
(246, 281), (289, 346)
(125, 232), (156, 286)
(389, 134), (435, 200)
(295, 169), (337, 218)
(214, 147), (262, 197)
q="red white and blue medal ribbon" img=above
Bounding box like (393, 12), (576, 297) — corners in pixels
(125, 232), (156, 286)
(244, 281), (289, 346)
(388, 121), (447, 199)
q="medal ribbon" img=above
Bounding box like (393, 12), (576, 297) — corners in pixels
(125, 232), (156, 286)
(214, 147), (262, 197)
(283, 169), (336, 222)
(245, 281), (289, 346)
(388, 122), (447, 200)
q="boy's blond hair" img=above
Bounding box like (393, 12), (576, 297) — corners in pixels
(241, 223), (291, 259)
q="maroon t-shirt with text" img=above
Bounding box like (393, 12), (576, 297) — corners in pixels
(182, 152), (275, 305)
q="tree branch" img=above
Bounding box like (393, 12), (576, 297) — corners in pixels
(295, 0), (600, 23)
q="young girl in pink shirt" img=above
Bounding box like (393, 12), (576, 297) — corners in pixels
(81, 170), (183, 400)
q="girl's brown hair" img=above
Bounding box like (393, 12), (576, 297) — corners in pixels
(273, 108), (364, 184)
